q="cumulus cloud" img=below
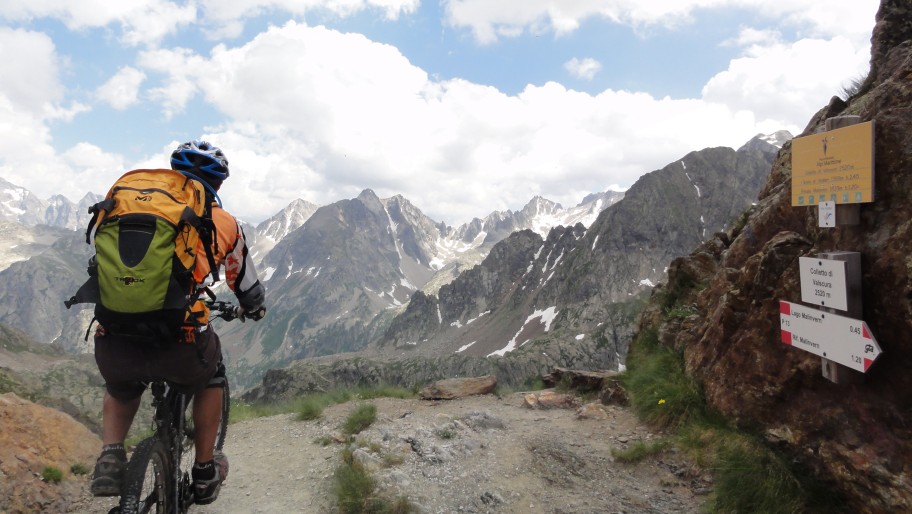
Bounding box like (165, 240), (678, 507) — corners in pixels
(443, 0), (878, 45)
(0, 28), (63, 114)
(0, 0), (881, 226)
(197, 0), (420, 39)
(0, 0), (196, 47)
(119, 21), (802, 223)
(702, 34), (870, 130)
(564, 57), (602, 80)
(96, 67), (146, 110)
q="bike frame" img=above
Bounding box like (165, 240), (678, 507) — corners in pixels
(150, 381), (195, 514)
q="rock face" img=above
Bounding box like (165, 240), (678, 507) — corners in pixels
(0, 393), (101, 514)
(634, 2), (912, 511)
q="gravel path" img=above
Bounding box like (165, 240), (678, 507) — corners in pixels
(68, 392), (709, 514)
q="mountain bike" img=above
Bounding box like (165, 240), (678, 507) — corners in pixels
(108, 301), (241, 514)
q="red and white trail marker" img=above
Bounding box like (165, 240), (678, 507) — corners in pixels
(779, 300), (882, 372)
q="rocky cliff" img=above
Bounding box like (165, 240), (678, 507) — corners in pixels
(633, 1), (912, 511)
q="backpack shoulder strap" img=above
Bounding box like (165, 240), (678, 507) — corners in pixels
(84, 198), (116, 244)
(180, 204), (221, 283)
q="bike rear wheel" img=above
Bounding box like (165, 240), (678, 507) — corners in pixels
(176, 379), (231, 507)
(119, 438), (171, 514)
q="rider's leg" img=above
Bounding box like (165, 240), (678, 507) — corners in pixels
(192, 386), (222, 462)
(191, 377), (228, 505)
(102, 391), (142, 444)
(91, 392), (139, 496)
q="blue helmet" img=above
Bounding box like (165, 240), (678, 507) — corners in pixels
(170, 140), (229, 182)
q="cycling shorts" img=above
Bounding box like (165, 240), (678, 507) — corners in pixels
(94, 327), (223, 402)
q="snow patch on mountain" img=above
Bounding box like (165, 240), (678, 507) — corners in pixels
(488, 306), (558, 357)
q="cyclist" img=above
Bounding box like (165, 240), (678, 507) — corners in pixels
(90, 140), (266, 505)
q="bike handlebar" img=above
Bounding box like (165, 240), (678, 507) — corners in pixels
(206, 301), (243, 321)
(205, 300), (266, 322)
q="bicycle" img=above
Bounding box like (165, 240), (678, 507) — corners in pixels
(109, 301), (242, 514)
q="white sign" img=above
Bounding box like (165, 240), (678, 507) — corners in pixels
(799, 257), (849, 311)
(819, 201), (836, 227)
(779, 301), (882, 372)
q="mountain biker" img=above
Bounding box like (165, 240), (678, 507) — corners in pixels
(90, 140), (266, 505)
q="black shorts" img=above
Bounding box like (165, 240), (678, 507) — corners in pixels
(94, 328), (223, 401)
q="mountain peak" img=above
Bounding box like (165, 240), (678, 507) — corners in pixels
(358, 188), (379, 201)
(739, 130), (793, 153)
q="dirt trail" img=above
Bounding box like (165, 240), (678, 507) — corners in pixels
(68, 392), (709, 514)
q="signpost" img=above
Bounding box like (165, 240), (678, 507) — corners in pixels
(798, 254), (861, 312)
(779, 301), (881, 373)
(785, 115), (882, 381)
(791, 120), (874, 207)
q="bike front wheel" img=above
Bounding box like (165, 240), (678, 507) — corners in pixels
(120, 438), (172, 514)
(216, 379), (230, 450)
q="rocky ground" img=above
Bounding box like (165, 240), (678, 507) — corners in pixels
(68, 391), (710, 514)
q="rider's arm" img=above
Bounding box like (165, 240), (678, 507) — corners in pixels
(200, 208), (266, 318)
(220, 214), (265, 315)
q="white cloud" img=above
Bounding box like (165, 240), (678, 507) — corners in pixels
(564, 57), (602, 80)
(443, 0), (879, 45)
(0, 28), (63, 114)
(96, 67), (146, 110)
(139, 47), (208, 119)
(197, 0), (419, 39)
(0, 0), (196, 47)
(0, 1), (881, 226)
(702, 35), (870, 131)
(117, 20), (804, 224)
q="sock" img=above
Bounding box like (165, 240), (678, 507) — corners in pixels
(193, 460), (216, 481)
(101, 443), (127, 461)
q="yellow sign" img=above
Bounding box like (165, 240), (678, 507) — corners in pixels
(791, 121), (874, 206)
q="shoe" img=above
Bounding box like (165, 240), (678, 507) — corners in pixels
(90, 450), (126, 497)
(192, 452), (228, 505)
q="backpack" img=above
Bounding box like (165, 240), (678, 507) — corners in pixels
(66, 168), (220, 339)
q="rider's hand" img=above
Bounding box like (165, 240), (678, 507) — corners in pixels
(235, 306), (266, 322)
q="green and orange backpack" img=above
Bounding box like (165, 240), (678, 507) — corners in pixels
(66, 168), (220, 339)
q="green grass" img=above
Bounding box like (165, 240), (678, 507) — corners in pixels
(343, 403), (377, 435)
(42, 466), (64, 484)
(621, 325), (839, 513)
(611, 439), (671, 463)
(70, 463), (90, 476)
(334, 453), (415, 513)
(623, 328), (704, 429)
(297, 397), (326, 420)
(229, 385), (416, 424)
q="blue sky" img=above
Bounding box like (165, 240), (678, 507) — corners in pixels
(0, 0), (877, 226)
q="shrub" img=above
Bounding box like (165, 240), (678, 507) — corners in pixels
(334, 461), (375, 514)
(343, 403), (377, 435)
(297, 397), (326, 421)
(70, 463), (90, 476)
(42, 466), (64, 484)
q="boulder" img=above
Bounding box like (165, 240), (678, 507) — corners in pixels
(542, 367), (618, 391)
(523, 391), (580, 410)
(419, 375), (497, 400)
